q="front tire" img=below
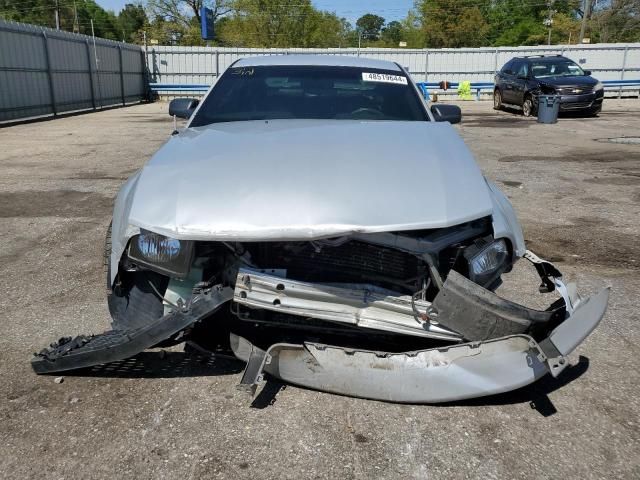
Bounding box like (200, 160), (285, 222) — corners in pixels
(587, 106), (602, 117)
(493, 90), (503, 110)
(522, 96), (536, 117)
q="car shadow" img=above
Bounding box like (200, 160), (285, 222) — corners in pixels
(438, 355), (590, 416)
(558, 111), (598, 118)
(56, 350), (589, 416)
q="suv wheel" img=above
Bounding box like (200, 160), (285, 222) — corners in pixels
(493, 90), (503, 110)
(522, 97), (535, 117)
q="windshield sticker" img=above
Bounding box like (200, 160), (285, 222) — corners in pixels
(362, 72), (408, 85)
(231, 67), (255, 77)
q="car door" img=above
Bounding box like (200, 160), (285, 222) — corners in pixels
(500, 60), (518, 103)
(511, 61), (530, 106)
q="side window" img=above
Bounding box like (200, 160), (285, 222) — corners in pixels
(510, 61), (522, 76)
(502, 60), (514, 75)
(516, 62), (529, 78)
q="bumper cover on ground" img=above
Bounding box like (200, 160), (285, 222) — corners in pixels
(232, 286), (608, 403)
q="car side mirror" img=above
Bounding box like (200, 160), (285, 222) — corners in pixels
(583, 69), (591, 76)
(431, 104), (461, 124)
(169, 98), (199, 119)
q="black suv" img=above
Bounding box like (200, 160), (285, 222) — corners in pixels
(494, 55), (604, 116)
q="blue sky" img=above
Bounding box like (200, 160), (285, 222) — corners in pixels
(96, 1), (413, 24)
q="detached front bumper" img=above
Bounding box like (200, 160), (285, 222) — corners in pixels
(32, 248), (608, 404)
(232, 252), (609, 403)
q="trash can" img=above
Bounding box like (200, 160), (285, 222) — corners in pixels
(537, 95), (560, 124)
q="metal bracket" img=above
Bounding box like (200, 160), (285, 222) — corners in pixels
(537, 337), (568, 377)
(237, 344), (272, 396)
(523, 250), (563, 293)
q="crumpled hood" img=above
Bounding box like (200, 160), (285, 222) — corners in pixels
(127, 119), (493, 240)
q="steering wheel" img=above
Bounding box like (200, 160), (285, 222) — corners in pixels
(350, 107), (385, 118)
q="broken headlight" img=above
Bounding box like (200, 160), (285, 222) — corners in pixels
(464, 238), (509, 286)
(127, 230), (194, 278)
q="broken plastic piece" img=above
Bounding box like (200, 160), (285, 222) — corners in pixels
(32, 286), (233, 374)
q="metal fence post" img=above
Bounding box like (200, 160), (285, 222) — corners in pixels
(619, 46), (628, 99)
(494, 48), (498, 73)
(118, 45), (125, 105)
(141, 47), (149, 101)
(41, 30), (58, 116)
(85, 40), (96, 109)
(424, 49), (429, 82)
(215, 50), (219, 79)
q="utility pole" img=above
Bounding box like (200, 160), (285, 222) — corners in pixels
(73, 1), (79, 33)
(544, 0), (554, 45)
(54, 0), (60, 30)
(357, 31), (373, 57)
(579, 0), (592, 44)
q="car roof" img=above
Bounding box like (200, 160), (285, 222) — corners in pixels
(234, 55), (402, 71)
(513, 55), (571, 63)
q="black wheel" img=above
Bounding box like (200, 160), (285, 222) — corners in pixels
(522, 96), (536, 117)
(493, 90), (503, 110)
(587, 106), (602, 117)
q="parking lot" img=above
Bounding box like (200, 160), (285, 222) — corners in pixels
(0, 100), (639, 479)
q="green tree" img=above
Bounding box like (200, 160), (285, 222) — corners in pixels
(415, 0), (489, 47)
(591, 0), (640, 42)
(483, 0), (580, 46)
(380, 20), (403, 46)
(398, 10), (425, 47)
(147, 0), (231, 27)
(145, 0), (232, 45)
(118, 4), (148, 43)
(217, 0), (350, 47)
(0, 0), (120, 39)
(355, 13), (385, 40)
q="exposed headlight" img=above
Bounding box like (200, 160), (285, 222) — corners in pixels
(465, 239), (509, 286)
(128, 230), (194, 277)
(137, 232), (181, 263)
(594, 81), (604, 91)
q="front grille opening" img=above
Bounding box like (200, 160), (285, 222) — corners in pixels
(244, 240), (426, 294)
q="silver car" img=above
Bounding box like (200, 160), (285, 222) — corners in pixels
(32, 55), (609, 404)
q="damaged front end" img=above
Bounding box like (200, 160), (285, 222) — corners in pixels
(32, 217), (608, 404)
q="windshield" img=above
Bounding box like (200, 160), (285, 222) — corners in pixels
(189, 65), (428, 127)
(531, 60), (585, 78)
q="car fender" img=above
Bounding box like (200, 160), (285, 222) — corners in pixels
(110, 171), (142, 286)
(485, 178), (526, 259)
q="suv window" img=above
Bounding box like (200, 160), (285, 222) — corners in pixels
(510, 61), (522, 77)
(501, 60), (514, 75)
(516, 62), (529, 78)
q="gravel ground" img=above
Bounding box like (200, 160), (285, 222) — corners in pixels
(0, 100), (639, 479)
